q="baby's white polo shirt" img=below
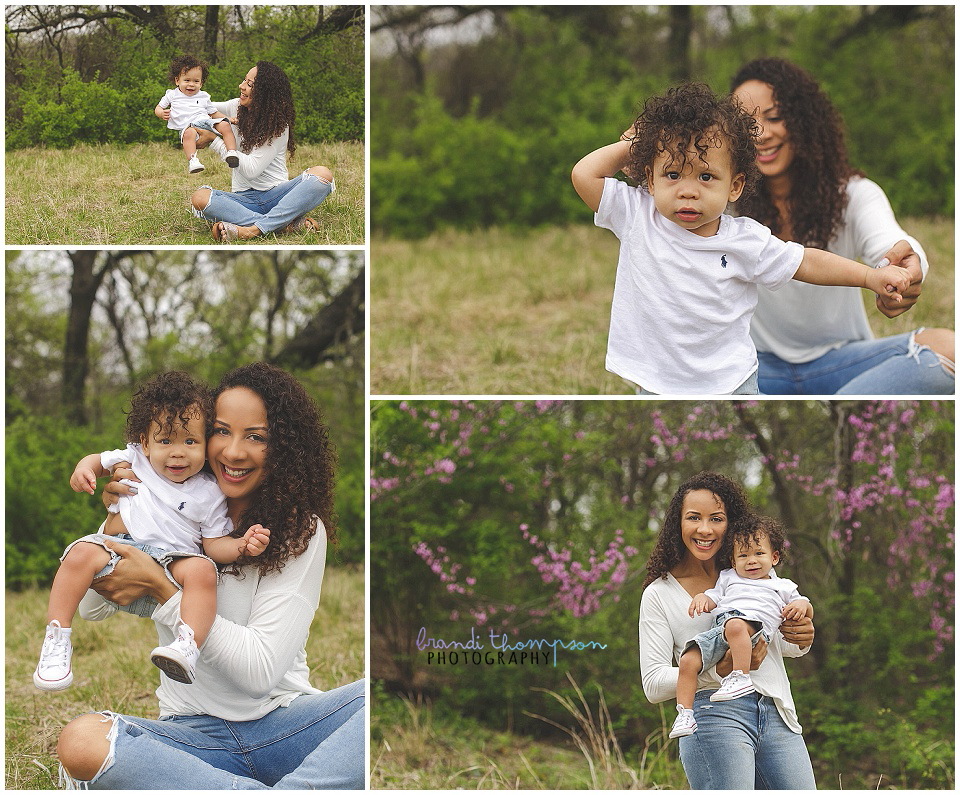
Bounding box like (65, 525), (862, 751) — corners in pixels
(596, 177), (804, 394)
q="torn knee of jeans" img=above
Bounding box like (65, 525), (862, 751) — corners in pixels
(58, 712), (124, 790)
(908, 328), (956, 375)
(303, 168), (334, 185)
(191, 186), (214, 219)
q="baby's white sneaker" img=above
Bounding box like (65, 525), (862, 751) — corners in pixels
(188, 155), (205, 173)
(151, 622), (199, 684)
(34, 620), (73, 691)
(710, 669), (755, 702)
(669, 705), (697, 738)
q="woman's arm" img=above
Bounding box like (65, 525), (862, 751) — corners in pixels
(572, 140), (633, 213)
(638, 587), (680, 703)
(780, 615), (815, 654)
(154, 525), (327, 699)
(89, 541), (179, 605)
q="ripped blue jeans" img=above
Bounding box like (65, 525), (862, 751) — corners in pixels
(60, 680), (366, 789)
(193, 170), (335, 234)
(758, 329), (955, 395)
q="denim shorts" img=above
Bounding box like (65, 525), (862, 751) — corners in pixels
(178, 116), (228, 143)
(681, 609), (769, 672)
(61, 533), (217, 619)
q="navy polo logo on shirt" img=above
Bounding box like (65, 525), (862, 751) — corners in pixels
(178, 502), (186, 511)
(721, 255), (728, 269)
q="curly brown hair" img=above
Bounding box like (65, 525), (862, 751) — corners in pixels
(236, 60), (296, 157)
(642, 472), (754, 590)
(627, 82), (761, 199)
(168, 54), (208, 85)
(125, 371), (212, 445)
(213, 362), (337, 577)
(730, 58), (864, 248)
(718, 513), (787, 571)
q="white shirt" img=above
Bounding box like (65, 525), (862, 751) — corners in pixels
(157, 88), (219, 131)
(703, 567), (808, 638)
(596, 178), (804, 394)
(639, 572), (808, 732)
(750, 177), (930, 363)
(211, 98), (290, 191)
(100, 444), (231, 553)
(152, 521), (327, 720)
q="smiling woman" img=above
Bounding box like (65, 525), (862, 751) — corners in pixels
(638, 472), (817, 789)
(55, 362), (365, 789)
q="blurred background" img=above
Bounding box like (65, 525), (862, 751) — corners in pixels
(5, 250), (365, 787)
(369, 5), (955, 393)
(370, 400), (954, 789)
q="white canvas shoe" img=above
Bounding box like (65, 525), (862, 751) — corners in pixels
(710, 669), (756, 702)
(669, 705), (697, 738)
(34, 620), (74, 691)
(150, 622), (199, 684)
(188, 155), (205, 173)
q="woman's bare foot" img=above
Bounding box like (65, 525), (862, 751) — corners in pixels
(282, 216), (320, 235)
(212, 222), (261, 242)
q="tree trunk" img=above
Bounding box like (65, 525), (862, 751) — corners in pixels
(667, 6), (693, 82)
(203, 5), (220, 65)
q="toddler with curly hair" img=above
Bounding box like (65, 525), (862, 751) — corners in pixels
(155, 54), (240, 174)
(34, 371), (270, 692)
(572, 82), (912, 395)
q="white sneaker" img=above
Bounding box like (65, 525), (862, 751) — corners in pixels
(34, 620), (74, 690)
(710, 669), (756, 702)
(669, 705), (697, 738)
(151, 622), (199, 684)
(188, 155), (205, 173)
(224, 149), (240, 168)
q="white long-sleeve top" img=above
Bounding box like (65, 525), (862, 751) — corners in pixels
(750, 176), (929, 363)
(153, 520), (327, 720)
(210, 98), (290, 192)
(639, 572), (809, 732)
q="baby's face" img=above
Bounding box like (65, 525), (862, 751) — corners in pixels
(175, 66), (204, 96)
(731, 533), (779, 580)
(645, 130), (745, 237)
(141, 406), (207, 484)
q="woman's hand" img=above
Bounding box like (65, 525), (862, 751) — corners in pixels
(781, 615), (815, 650)
(101, 465), (140, 511)
(875, 240), (923, 318)
(715, 635), (768, 678)
(89, 542), (178, 606)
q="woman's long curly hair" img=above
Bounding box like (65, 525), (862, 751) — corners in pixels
(730, 58), (864, 248)
(236, 60), (296, 157)
(125, 371), (213, 444)
(213, 362), (337, 577)
(642, 472), (754, 589)
(628, 82), (762, 200)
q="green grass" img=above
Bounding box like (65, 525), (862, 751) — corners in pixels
(370, 679), (688, 790)
(5, 564), (364, 790)
(5, 141), (364, 245)
(370, 219), (954, 394)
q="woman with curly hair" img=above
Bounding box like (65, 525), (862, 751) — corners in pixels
(572, 81), (910, 395)
(731, 57), (954, 394)
(55, 363), (364, 789)
(191, 61), (336, 243)
(639, 472), (816, 788)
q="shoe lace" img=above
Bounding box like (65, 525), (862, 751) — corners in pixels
(40, 632), (70, 670)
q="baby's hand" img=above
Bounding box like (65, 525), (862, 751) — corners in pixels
(871, 264), (911, 303)
(688, 594), (715, 617)
(241, 524), (270, 557)
(781, 600), (809, 622)
(70, 465), (99, 495)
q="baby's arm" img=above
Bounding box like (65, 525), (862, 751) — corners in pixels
(155, 93), (171, 122)
(70, 453), (110, 494)
(202, 524), (270, 563)
(688, 592), (717, 617)
(571, 140), (633, 213)
(794, 248), (911, 302)
(782, 598), (813, 622)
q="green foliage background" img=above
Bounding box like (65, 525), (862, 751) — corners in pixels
(5, 7), (364, 150)
(371, 400), (955, 789)
(371, 6), (955, 238)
